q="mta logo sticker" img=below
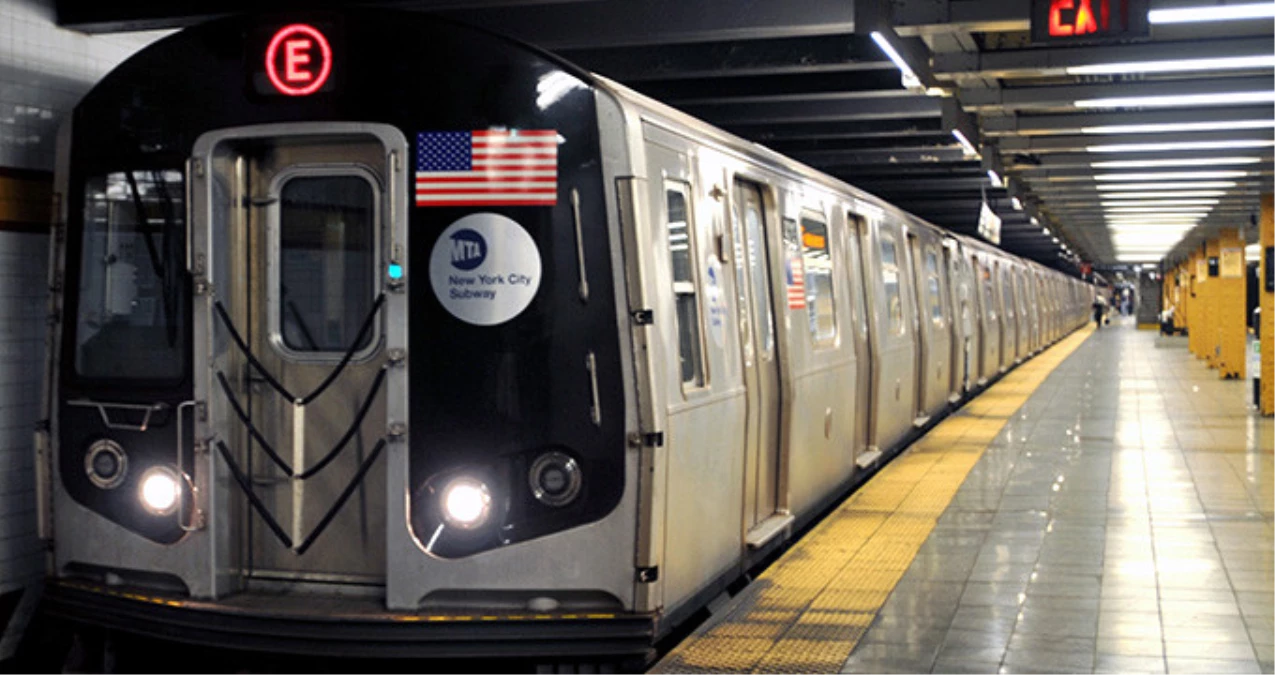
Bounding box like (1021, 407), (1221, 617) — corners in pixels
(429, 213), (542, 326)
(450, 229), (487, 270)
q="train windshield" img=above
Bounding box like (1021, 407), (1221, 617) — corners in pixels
(74, 170), (186, 381)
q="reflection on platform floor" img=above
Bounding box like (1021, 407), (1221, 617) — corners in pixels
(843, 320), (1273, 675)
(654, 319), (1273, 674)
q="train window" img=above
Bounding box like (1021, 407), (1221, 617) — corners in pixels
(924, 249), (943, 324)
(740, 190), (775, 357)
(278, 175), (376, 353)
(666, 185), (705, 388)
(881, 236), (904, 336)
(75, 170), (187, 380)
(801, 213), (836, 348)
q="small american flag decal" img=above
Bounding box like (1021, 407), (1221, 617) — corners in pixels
(415, 129), (558, 207)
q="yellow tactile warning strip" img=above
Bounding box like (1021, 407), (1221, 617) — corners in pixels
(653, 326), (1095, 674)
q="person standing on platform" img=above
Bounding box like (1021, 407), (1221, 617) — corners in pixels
(1093, 294), (1107, 328)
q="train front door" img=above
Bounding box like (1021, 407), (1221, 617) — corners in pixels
(191, 125), (408, 590)
(732, 180), (782, 533)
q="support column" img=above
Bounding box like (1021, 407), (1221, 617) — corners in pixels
(1203, 238), (1220, 367)
(1188, 249), (1205, 358)
(1177, 262), (1190, 338)
(1214, 228), (1246, 378)
(1262, 194), (1273, 415)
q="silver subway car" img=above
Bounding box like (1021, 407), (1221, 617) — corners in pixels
(34, 10), (1092, 666)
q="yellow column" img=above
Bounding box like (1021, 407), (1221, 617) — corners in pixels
(1214, 228), (1246, 378)
(1261, 194), (1273, 415)
(1203, 239), (1221, 367)
(1178, 263), (1190, 338)
(1188, 249), (1205, 358)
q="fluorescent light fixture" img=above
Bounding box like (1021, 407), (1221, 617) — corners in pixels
(1096, 182), (1241, 191)
(1030, 216), (1040, 226)
(1116, 254), (1165, 262)
(1075, 91), (1275, 108)
(1101, 191), (1229, 199)
(987, 169), (1004, 187)
(870, 31), (920, 86)
(1149, 3), (1275, 23)
(1104, 206), (1214, 213)
(1081, 119), (1275, 135)
(1105, 215), (1204, 222)
(1052, 237), (1060, 243)
(1090, 157), (1264, 169)
(1087, 140), (1274, 153)
(1101, 199), (1219, 207)
(1011, 196), (1024, 210)
(1095, 170), (1248, 181)
(1067, 55), (1275, 76)
(951, 129), (980, 157)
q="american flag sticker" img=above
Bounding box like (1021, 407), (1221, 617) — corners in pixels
(415, 129), (558, 207)
(787, 256), (807, 310)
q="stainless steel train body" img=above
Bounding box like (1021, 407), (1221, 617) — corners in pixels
(35, 10), (1093, 662)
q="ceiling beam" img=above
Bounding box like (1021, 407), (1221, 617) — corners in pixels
(1008, 149), (1275, 170)
(960, 75), (1274, 112)
(934, 36), (1274, 80)
(982, 105), (1275, 136)
(558, 35), (889, 82)
(678, 93), (943, 125)
(998, 127), (1275, 153)
(441, 0), (857, 49)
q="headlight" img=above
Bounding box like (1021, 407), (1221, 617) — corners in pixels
(529, 451), (581, 507)
(440, 477), (491, 529)
(139, 467), (180, 515)
(85, 439), (127, 489)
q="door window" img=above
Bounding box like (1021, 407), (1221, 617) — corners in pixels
(801, 213), (836, 348)
(665, 184), (706, 388)
(740, 188), (775, 356)
(277, 174), (376, 353)
(881, 236), (905, 336)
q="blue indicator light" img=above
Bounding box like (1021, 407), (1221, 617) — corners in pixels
(388, 263), (404, 279)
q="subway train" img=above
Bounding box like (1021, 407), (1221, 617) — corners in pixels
(32, 9), (1093, 666)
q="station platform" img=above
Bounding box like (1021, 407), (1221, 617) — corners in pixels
(654, 319), (1274, 674)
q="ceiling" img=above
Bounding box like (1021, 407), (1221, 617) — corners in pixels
(57, 0), (1275, 273)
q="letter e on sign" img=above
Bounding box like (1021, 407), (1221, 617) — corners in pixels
(265, 24), (332, 96)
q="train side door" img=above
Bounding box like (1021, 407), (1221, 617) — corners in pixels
(732, 179), (782, 531)
(191, 125), (407, 588)
(975, 255), (1000, 383)
(845, 212), (875, 462)
(871, 219), (918, 450)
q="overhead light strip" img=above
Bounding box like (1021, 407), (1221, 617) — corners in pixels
(1149, 2), (1275, 23)
(951, 129), (980, 157)
(869, 32), (920, 86)
(1100, 190), (1229, 199)
(1099, 199), (1220, 207)
(1080, 119), (1275, 135)
(1096, 181), (1240, 191)
(1067, 55), (1275, 76)
(1090, 157), (1264, 168)
(1086, 140), (1275, 153)
(1094, 170), (1249, 181)
(1075, 91), (1275, 108)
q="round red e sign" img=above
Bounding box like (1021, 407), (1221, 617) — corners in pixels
(265, 24), (332, 96)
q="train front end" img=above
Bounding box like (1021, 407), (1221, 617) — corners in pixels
(38, 10), (647, 660)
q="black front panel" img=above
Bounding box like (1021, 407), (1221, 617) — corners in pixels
(60, 11), (625, 552)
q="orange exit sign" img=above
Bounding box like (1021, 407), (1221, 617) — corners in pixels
(1031, 0), (1149, 43)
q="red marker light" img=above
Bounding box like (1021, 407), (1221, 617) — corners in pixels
(265, 24), (331, 96)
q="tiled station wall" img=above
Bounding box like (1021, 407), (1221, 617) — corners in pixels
(0, 0), (168, 604)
